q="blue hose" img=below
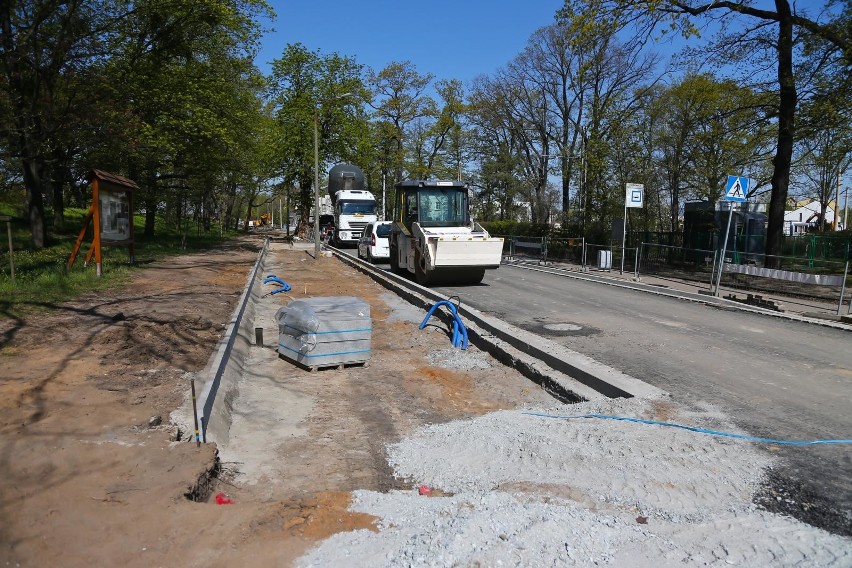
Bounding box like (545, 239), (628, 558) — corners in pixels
(420, 300), (469, 349)
(263, 274), (292, 295)
(523, 412), (852, 446)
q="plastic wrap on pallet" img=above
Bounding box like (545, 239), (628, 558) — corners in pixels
(276, 297), (372, 364)
(276, 297), (370, 335)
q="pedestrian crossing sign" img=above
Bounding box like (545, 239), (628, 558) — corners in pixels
(725, 175), (748, 202)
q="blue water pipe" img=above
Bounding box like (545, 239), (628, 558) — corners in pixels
(523, 412), (852, 446)
(420, 298), (469, 349)
(263, 274), (292, 296)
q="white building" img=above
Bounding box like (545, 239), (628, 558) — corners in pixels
(784, 200), (840, 235)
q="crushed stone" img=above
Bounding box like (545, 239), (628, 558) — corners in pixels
(426, 347), (491, 371)
(299, 397), (852, 567)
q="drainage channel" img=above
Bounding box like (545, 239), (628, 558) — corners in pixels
(192, 238), (270, 443)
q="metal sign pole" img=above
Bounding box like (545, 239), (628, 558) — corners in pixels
(634, 244), (640, 280)
(620, 202), (628, 275)
(847, 243), (852, 315)
(709, 249), (718, 290)
(838, 260), (849, 316)
(313, 109), (321, 259)
(714, 202), (735, 297)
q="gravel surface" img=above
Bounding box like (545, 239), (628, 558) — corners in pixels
(299, 397), (852, 567)
(427, 347), (492, 371)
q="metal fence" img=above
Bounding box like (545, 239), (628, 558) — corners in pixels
(585, 242), (615, 272)
(630, 232), (852, 263)
(499, 235), (547, 263)
(637, 243), (718, 289)
(498, 234), (851, 314)
(498, 235), (586, 267)
(639, 243), (850, 313)
(544, 237), (584, 265)
(714, 250), (849, 307)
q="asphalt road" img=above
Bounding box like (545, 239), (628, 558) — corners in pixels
(430, 263), (852, 534)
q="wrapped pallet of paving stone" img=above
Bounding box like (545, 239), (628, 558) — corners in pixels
(275, 296), (371, 369)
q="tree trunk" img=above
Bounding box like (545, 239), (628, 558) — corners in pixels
(71, 179), (86, 208)
(291, 177), (311, 238)
(143, 167), (158, 238)
(232, 197), (243, 231)
(52, 151), (69, 233)
(765, 1), (796, 268)
(670, 170), (680, 233)
(561, 154), (570, 225)
(52, 176), (65, 234)
(144, 194), (157, 238)
(23, 156), (47, 248)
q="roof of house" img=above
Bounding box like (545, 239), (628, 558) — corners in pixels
(88, 169), (139, 190)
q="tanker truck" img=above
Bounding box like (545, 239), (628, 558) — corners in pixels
(389, 180), (503, 285)
(327, 163), (377, 247)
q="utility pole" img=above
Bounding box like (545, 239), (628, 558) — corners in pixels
(313, 92), (352, 257)
(835, 169), (841, 230)
(313, 108), (321, 258)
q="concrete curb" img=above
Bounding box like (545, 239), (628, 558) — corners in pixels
(507, 260), (852, 332)
(195, 239), (269, 443)
(333, 248), (664, 401)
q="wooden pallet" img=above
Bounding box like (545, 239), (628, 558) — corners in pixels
(278, 353), (367, 372)
(307, 361), (367, 372)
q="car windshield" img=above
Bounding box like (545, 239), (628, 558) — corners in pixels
(417, 189), (467, 227)
(375, 224), (391, 237)
(340, 200), (376, 215)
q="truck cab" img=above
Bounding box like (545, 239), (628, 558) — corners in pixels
(327, 164), (377, 246)
(332, 189), (377, 245)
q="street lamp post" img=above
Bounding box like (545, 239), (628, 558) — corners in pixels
(313, 108), (321, 258)
(313, 92), (352, 259)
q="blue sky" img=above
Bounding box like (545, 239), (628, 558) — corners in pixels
(256, 1), (565, 83)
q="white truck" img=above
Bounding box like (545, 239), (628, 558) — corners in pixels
(327, 163), (377, 247)
(389, 180), (503, 285)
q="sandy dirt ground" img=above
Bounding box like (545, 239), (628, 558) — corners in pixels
(0, 237), (557, 567)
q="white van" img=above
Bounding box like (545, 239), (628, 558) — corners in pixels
(357, 221), (392, 263)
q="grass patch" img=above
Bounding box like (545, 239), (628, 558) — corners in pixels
(0, 206), (241, 320)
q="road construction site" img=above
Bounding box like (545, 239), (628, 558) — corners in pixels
(173, 240), (851, 566)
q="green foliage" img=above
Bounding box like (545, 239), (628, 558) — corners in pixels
(481, 221), (551, 238)
(0, 0), (273, 246)
(368, 61), (436, 184)
(3, 0), (847, 255)
(267, 43), (369, 234)
(554, 0), (851, 262)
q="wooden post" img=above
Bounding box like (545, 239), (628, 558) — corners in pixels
(128, 184), (135, 264)
(67, 207), (94, 270)
(68, 170), (138, 274)
(1, 216), (13, 283)
(91, 178), (102, 276)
